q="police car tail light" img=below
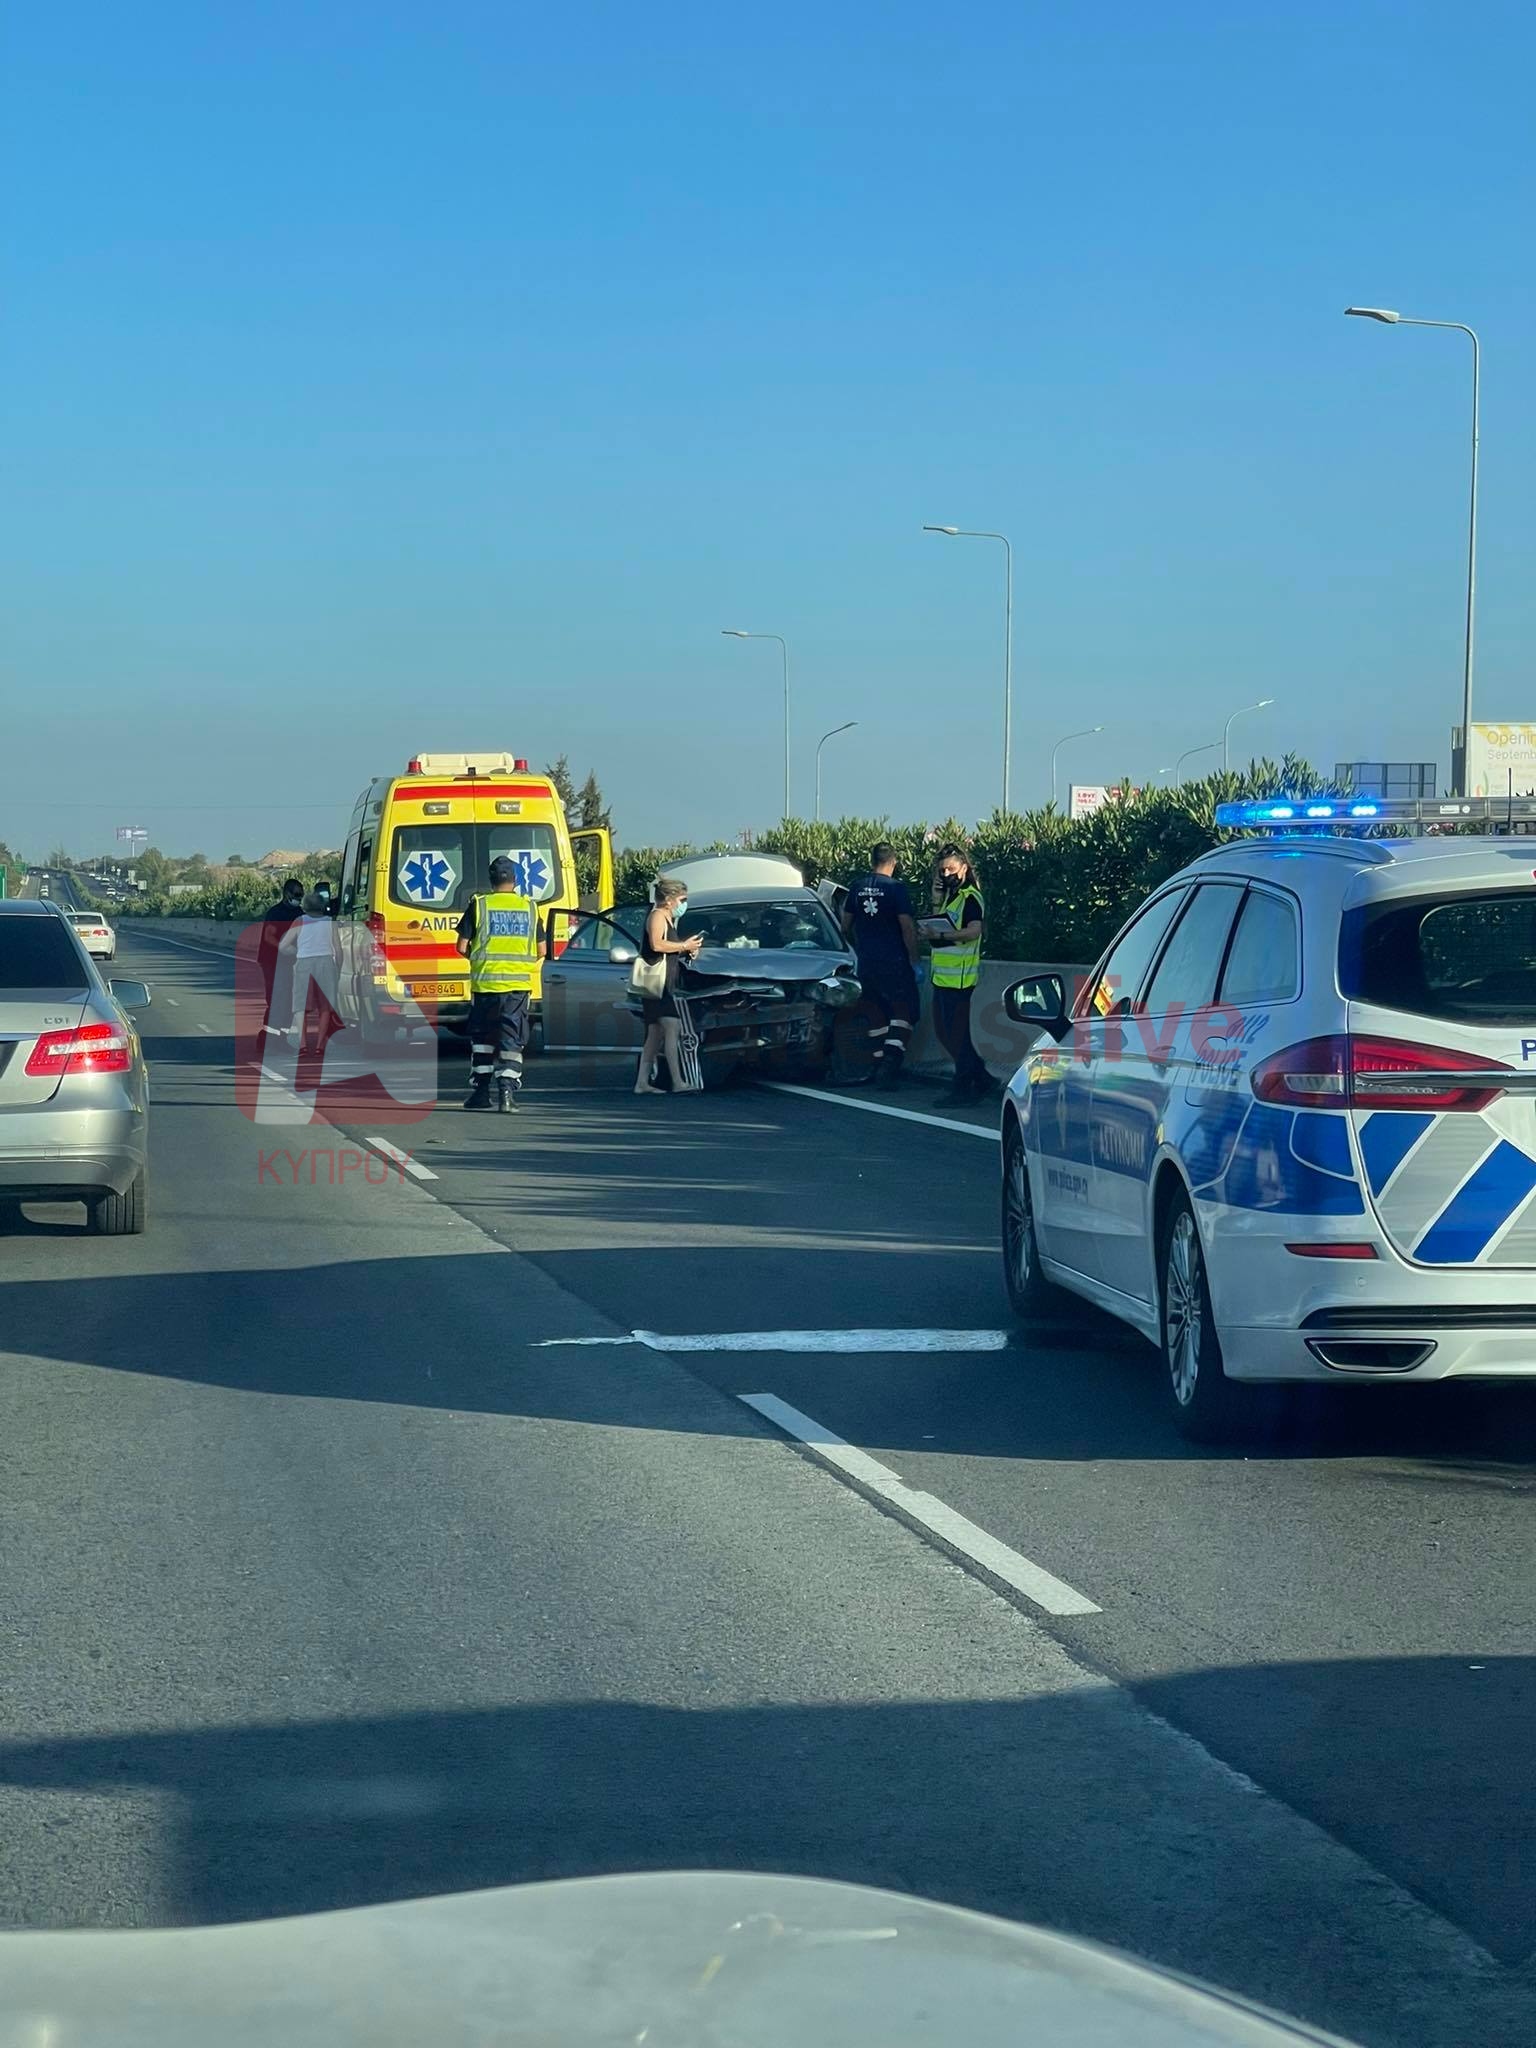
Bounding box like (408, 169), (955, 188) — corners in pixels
(1252, 1034), (1510, 1112)
(1348, 1036), (1511, 1111)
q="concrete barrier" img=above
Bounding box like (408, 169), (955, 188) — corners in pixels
(120, 916), (244, 952)
(907, 959), (1089, 1081)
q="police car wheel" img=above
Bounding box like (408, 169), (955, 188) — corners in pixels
(1159, 1194), (1245, 1442)
(1002, 1122), (1061, 1318)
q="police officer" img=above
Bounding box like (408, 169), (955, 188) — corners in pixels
(928, 844), (990, 1103)
(840, 842), (920, 1087)
(455, 854), (541, 1112)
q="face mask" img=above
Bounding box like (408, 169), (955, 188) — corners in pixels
(941, 873), (961, 897)
(674, 898), (688, 919)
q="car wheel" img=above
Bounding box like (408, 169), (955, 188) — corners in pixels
(1158, 1190), (1247, 1442)
(1002, 1119), (1070, 1320)
(87, 1170), (146, 1237)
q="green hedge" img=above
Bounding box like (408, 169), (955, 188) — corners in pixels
(616, 757), (1337, 962)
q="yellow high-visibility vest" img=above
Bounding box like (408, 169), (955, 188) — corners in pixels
(930, 883), (983, 991)
(467, 890), (539, 994)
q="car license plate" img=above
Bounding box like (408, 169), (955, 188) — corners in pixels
(406, 980), (464, 999)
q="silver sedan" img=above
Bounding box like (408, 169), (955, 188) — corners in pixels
(0, 901), (151, 1234)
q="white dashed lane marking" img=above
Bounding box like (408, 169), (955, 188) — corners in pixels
(741, 1392), (1101, 1618)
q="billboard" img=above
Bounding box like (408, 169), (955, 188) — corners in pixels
(1069, 784), (1140, 818)
(1464, 725), (1536, 799)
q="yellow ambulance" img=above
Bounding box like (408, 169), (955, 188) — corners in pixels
(334, 751), (614, 1049)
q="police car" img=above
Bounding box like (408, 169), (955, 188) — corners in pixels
(1000, 796), (1536, 1438)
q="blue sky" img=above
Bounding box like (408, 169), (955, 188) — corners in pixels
(2, 1), (1532, 856)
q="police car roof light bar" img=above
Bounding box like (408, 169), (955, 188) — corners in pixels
(1216, 796), (1536, 834)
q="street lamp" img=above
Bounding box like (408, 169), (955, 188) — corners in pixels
(1222, 696), (1275, 773)
(722, 630), (791, 818)
(1049, 724), (1104, 811)
(922, 523), (1014, 814)
(1346, 305), (1481, 792)
(1175, 740), (1221, 780)
(814, 721), (857, 823)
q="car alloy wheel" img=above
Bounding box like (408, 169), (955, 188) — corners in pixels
(1005, 1135), (1035, 1296)
(1164, 1208), (1204, 1407)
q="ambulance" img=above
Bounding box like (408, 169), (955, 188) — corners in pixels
(333, 753), (614, 1050)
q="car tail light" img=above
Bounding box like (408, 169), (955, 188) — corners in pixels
(1284, 1242), (1379, 1259)
(366, 910), (389, 981)
(25, 1022), (132, 1077)
(1253, 1034), (1512, 1112)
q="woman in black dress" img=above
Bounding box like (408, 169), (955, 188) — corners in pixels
(635, 876), (703, 1095)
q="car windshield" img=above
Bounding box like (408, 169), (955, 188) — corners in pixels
(675, 897), (842, 951)
(0, 918), (89, 988)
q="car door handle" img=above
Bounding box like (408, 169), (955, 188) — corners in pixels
(545, 971), (567, 983)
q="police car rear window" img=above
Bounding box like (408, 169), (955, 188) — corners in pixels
(1341, 892), (1536, 1024)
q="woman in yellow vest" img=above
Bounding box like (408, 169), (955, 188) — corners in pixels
(454, 854), (542, 1112)
(928, 844), (990, 1105)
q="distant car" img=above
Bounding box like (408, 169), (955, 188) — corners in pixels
(1001, 797), (1536, 1439)
(0, 901), (151, 1233)
(70, 911), (117, 960)
(542, 853), (862, 1086)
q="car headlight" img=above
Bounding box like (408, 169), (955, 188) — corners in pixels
(812, 974), (862, 1008)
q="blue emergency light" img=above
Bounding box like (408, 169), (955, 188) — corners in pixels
(1216, 795), (1536, 834)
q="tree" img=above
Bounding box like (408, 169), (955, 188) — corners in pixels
(48, 843), (72, 868)
(226, 853), (247, 866)
(135, 846), (172, 891)
(577, 770), (610, 830)
(183, 852), (208, 871)
(545, 755), (578, 810)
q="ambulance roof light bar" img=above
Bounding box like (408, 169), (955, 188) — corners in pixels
(1217, 796), (1536, 832)
(405, 752), (531, 776)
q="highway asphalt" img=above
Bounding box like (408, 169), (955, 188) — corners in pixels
(0, 922), (1532, 2048)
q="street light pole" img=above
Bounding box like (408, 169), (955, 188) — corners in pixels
(923, 524), (1014, 814)
(815, 721), (857, 823)
(722, 631), (791, 817)
(1049, 724), (1104, 811)
(1221, 697), (1275, 774)
(1175, 740), (1221, 780)
(1346, 307), (1481, 792)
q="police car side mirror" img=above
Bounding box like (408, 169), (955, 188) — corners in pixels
(1005, 974), (1070, 1041)
(608, 944), (637, 965)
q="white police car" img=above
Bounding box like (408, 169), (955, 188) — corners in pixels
(1001, 796), (1536, 1438)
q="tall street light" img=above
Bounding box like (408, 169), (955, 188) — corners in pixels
(1175, 740), (1221, 780)
(1222, 696), (1275, 773)
(722, 630), (791, 818)
(814, 721), (857, 823)
(922, 524), (1014, 814)
(1346, 305), (1480, 793)
(1049, 724), (1104, 812)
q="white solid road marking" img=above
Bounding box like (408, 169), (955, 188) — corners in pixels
(363, 1135), (438, 1182)
(741, 1392), (1101, 1619)
(536, 1328), (1010, 1353)
(764, 1082), (999, 1142)
(196, 1022), (213, 1034)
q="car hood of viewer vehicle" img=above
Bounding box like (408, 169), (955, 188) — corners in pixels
(0, 1870), (1357, 2048)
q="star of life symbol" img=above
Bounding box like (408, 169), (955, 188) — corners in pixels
(400, 849), (455, 903)
(507, 851), (551, 898)
(859, 890), (881, 914)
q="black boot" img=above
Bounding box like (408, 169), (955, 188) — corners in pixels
(463, 1080), (494, 1111)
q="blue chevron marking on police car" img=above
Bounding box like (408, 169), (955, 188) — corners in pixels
(1289, 1110), (1354, 1179)
(1358, 1111), (1435, 1196)
(1207, 1104), (1364, 1215)
(1413, 1140), (1536, 1265)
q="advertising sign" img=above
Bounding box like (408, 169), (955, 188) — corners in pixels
(1465, 724), (1536, 799)
(1069, 784), (1140, 818)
